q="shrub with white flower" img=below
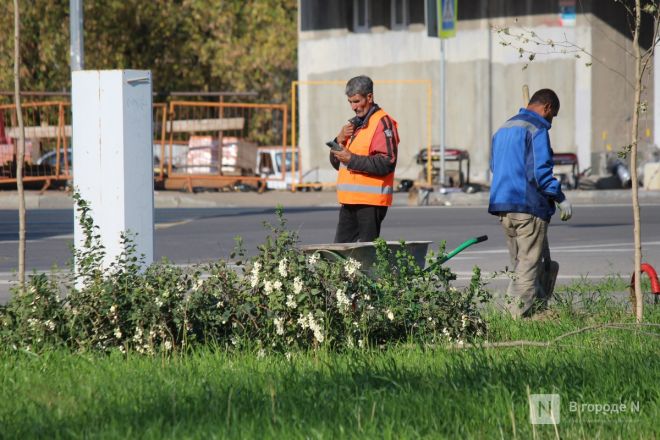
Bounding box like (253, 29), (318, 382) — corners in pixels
(0, 201), (490, 355)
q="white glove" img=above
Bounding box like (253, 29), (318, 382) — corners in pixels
(557, 199), (572, 221)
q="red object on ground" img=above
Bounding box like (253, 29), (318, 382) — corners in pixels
(630, 263), (660, 295)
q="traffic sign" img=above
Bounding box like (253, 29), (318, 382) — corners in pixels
(438, 0), (457, 39)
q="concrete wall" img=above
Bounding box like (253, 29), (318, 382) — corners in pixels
(298, 15), (588, 184)
(298, 7), (657, 187)
(590, 14), (655, 174)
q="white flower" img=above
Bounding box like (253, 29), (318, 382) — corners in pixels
(358, 339), (365, 348)
(335, 289), (351, 311)
(278, 258), (288, 278)
(110, 304), (117, 314)
(286, 294), (297, 309)
(250, 262), (261, 288)
(45, 320), (55, 331)
(297, 314), (309, 329)
(118, 345), (125, 353)
(307, 253), (320, 266)
(285, 352), (292, 361)
(307, 312), (324, 343)
(195, 279), (204, 290)
(114, 328), (122, 339)
(273, 280), (283, 291)
(257, 349), (266, 358)
(442, 327), (453, 342)
(216, 301), (223, 309)
(27, 318), (38, 328)
(274, 317), (285, 335)
(155, 298), (163, 308)
(133, 327), (143, 342)
(293, 276), (303, 294)
(264, 280), (274, 295)
(386, 310), (394, 321)
(461, 314), (469, 329)
(344, 258), (362, 277)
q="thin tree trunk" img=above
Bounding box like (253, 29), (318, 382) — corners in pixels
(631, 0), (643, 322)
(13, 0), (26, 291)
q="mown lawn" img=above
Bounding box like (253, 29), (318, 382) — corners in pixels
(1, 301), (659, 439)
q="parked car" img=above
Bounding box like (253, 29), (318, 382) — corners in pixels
(36, 148), (73, 170)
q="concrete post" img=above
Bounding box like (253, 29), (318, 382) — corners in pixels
(72, 70), (154, 269)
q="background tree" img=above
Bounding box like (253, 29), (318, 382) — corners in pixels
(0, 0), (297, 103)
(12, 0), (26, 290)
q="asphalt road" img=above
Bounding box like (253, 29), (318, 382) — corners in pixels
(1, 204), (659, 302)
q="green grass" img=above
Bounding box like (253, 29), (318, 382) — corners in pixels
(1, 301), (659, 439)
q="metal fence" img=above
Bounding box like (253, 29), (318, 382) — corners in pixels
(0, 98), (288, 192)
(0, 101), (71, 190)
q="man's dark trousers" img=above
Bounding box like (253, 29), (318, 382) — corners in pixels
(334, 204), (388, 243)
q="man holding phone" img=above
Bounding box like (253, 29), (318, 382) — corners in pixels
(328, 75), (399, 242)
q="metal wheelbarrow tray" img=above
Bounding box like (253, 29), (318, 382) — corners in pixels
(299, 236), (487, 279)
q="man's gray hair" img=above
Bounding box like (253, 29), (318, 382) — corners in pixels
(345, 75), (373, 97)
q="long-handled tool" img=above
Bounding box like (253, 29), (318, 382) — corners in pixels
(423, 235), (488, 273)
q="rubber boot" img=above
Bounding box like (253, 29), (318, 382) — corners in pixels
(541, 260), (559, 303)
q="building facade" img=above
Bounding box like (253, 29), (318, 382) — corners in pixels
(297, 0), (656, 185)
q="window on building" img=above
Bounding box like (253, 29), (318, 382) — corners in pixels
(353, 0), (370, 32)
(391, 0), (408, 29)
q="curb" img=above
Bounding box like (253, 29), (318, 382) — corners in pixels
(0, 189), (657, 210)
(419, 188), (660, 207)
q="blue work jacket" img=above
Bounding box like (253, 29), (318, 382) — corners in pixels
(488, 108), (566, 222)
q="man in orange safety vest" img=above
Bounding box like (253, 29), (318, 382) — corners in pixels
(329, 75), (399, 242)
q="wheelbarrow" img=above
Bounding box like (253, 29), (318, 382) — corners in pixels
(299, 236), (488, 279)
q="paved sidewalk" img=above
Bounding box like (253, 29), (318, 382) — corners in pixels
(0, 188), (657, 210)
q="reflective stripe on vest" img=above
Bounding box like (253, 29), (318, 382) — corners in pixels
(336, 109), (396, 206)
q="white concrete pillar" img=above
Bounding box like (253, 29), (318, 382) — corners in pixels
(72, 70), (154, 269)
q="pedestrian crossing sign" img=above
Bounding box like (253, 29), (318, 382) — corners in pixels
(438, 0), (457, 38)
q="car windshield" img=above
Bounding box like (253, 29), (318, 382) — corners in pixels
(40, 151), (72, 168)
(275, 152), (298, 172)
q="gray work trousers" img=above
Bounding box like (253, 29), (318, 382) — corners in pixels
(499, 213), (550, 318)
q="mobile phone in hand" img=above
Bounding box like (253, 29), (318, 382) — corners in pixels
(325, 140), (343, 151)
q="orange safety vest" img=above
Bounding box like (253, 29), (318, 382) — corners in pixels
(337, 109), (397, 206)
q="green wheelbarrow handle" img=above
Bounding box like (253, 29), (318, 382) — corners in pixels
(423, 235), (488, 273)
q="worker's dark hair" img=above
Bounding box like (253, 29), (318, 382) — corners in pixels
(529, 89), (560, 113)
(345, 75), (373, 97)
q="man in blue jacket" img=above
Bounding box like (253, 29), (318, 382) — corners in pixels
(489, 88), (572, 318)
